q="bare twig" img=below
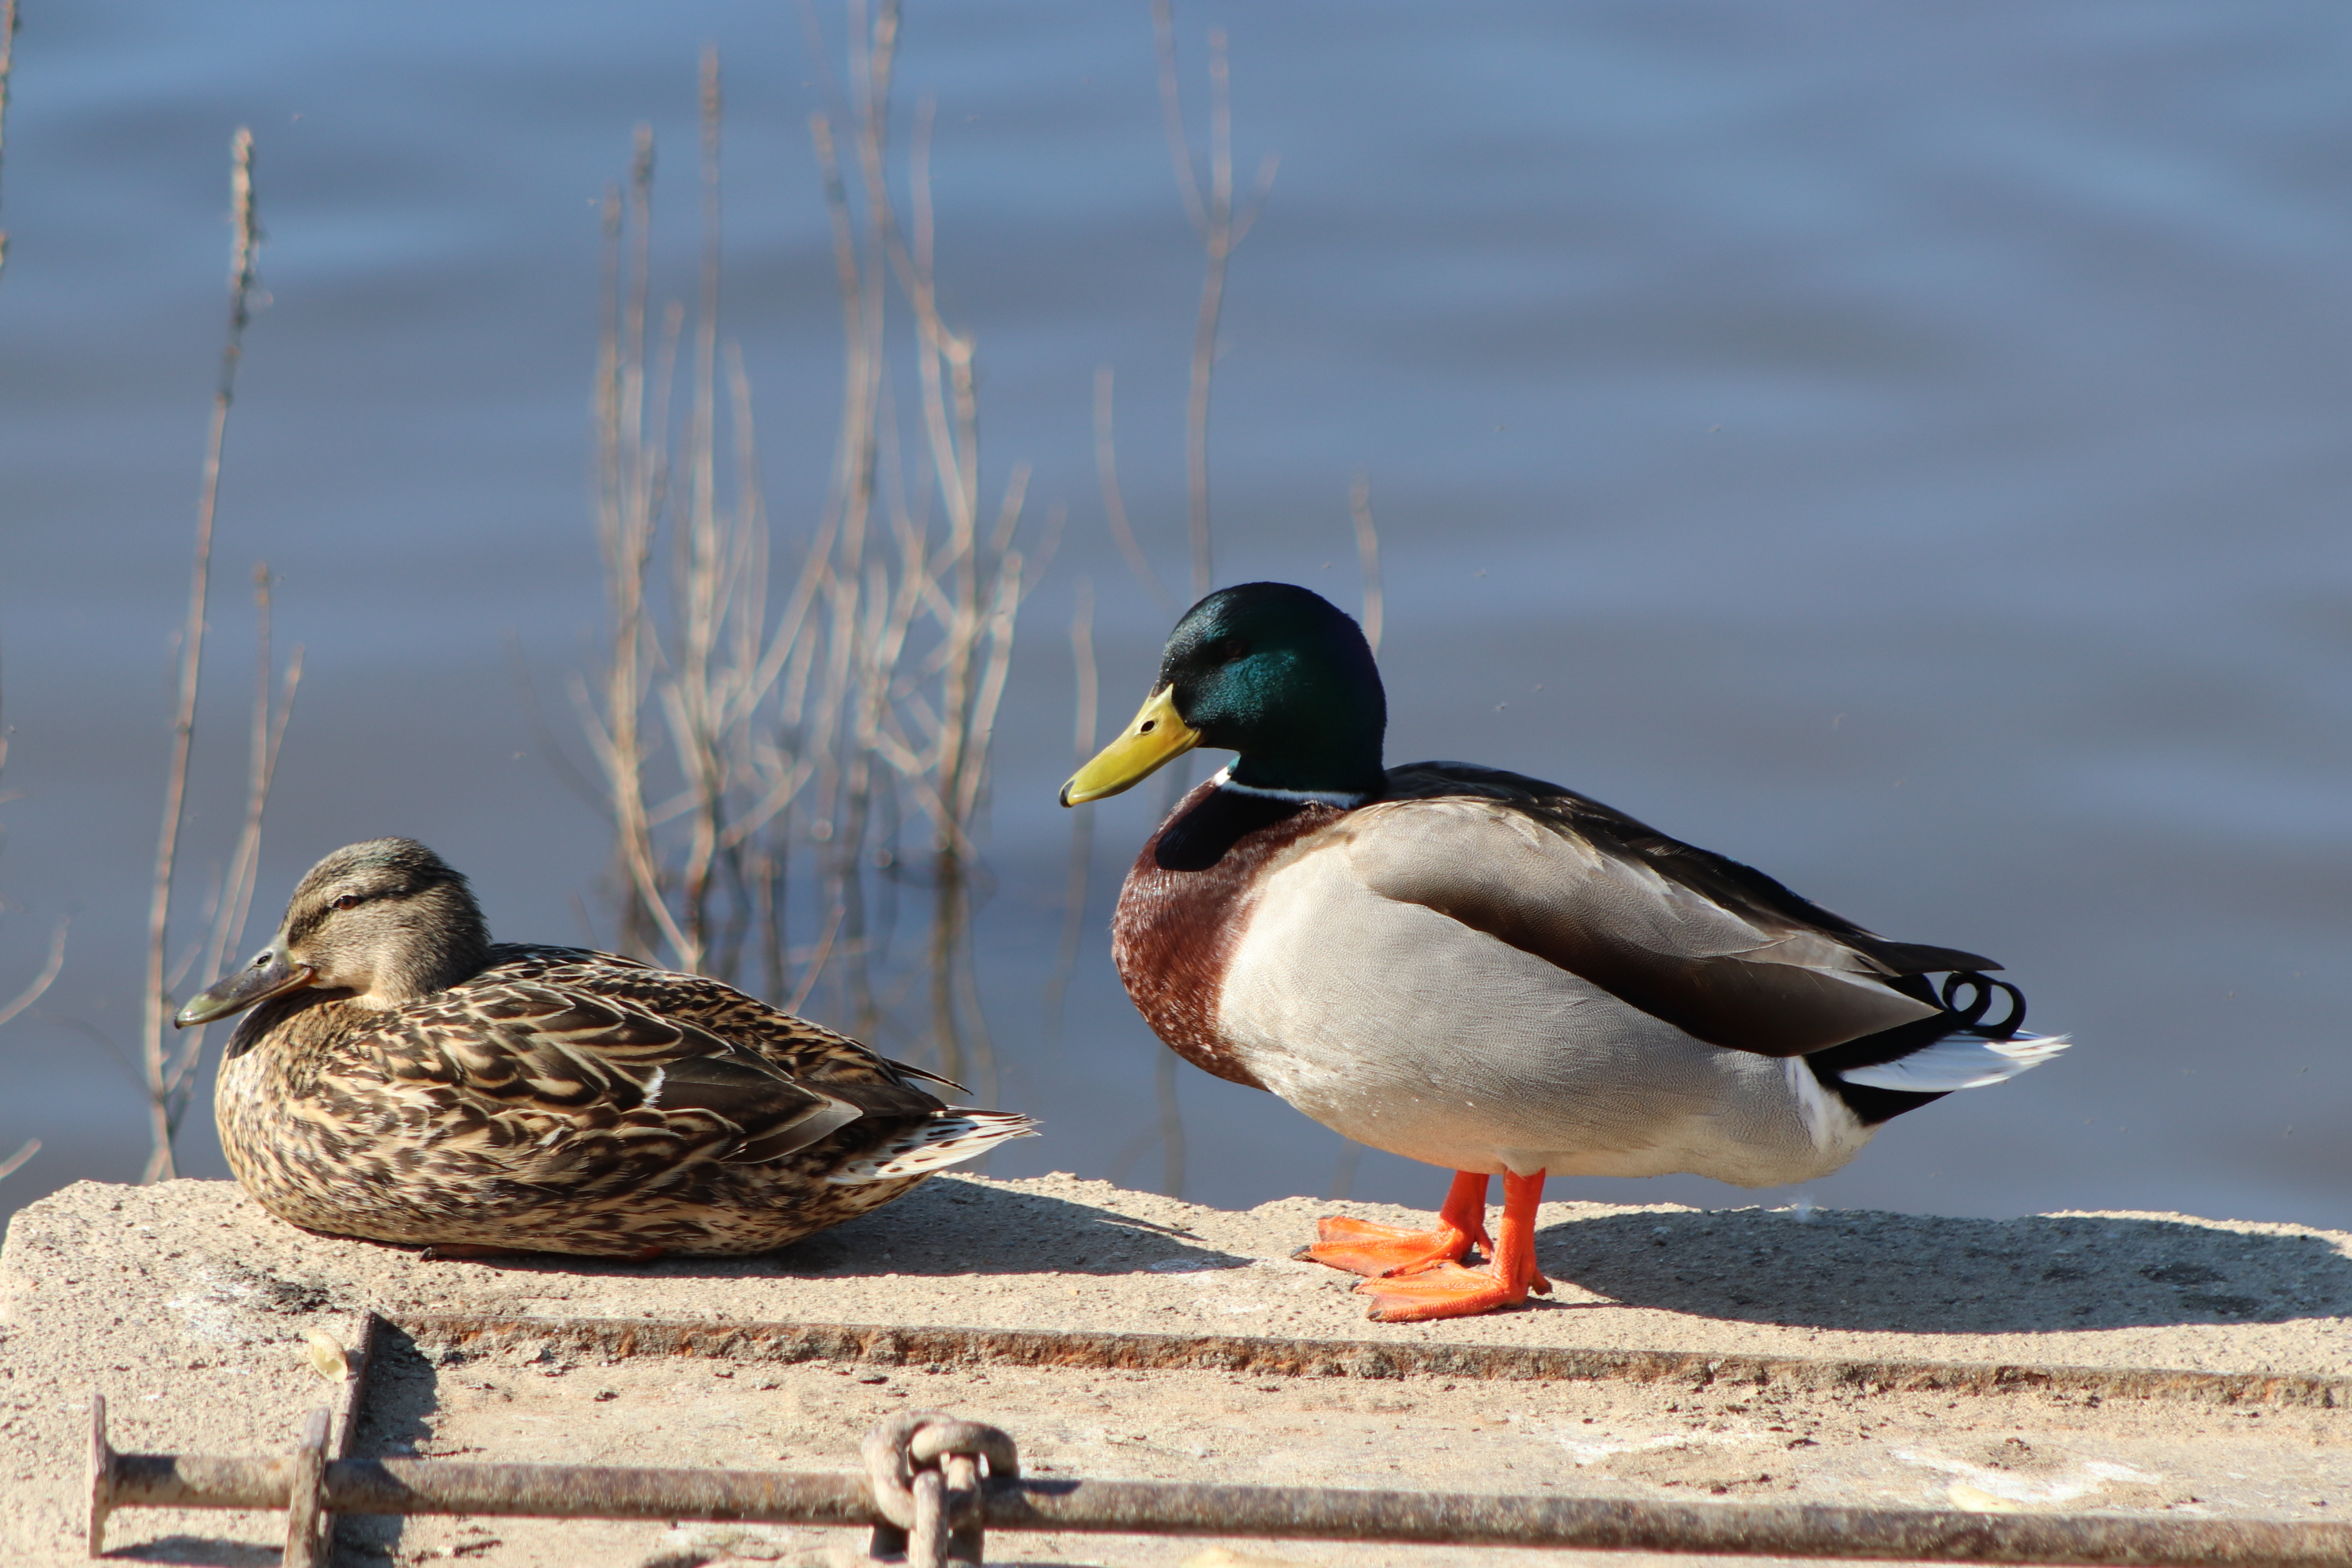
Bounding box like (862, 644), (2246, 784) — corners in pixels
(1349, 471), (1382, 654)
(159, 566), (303, 1145)
(142, 127), (261, 1185)
(1094, 368), (1173, 616)
(0, 918), (64, 1032)
(0, 654), (68, 1037)
(1329, 1140), (1365, 1201)
(1041, 579), (1098, 1050)
(785, 902), (846, 1016)
(577, 13), (1036, 1104)
(0, 0), (18, 285)
(0, 1137), (36, 1184)
(1136, 2), (1280, 1197)
(1154, 4), (1278, 599)
(1155, 1046), (1186, 1199)
(196, 565), (302, 999)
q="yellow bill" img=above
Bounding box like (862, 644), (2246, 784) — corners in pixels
(1060, 685), (1201, 805)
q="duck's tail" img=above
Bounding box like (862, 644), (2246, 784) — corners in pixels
(826, 1110), (1041, 1185)
(1835, 1031), (2071, 1093)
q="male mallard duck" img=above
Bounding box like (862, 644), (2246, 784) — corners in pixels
(1062, 582), (2067, 1321)
(178, 839), (1036, 1257)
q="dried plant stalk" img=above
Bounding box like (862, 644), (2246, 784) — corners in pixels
(153, 565), (300, 1176)
(582, 13), (1038, 1097)
(0, 703), (66, 1175)
(141, 128), (262, 1184)
(1093, 368), (1172, 617)
(0, 1136), (36, 1184)
(1351, 471), (1383, 654)
(1042, 579), (1098, 1050)
(0, 0), (17, 284)
(1101, 1), (1279, 1197)
(1153, 1), (1277, 600)
(0, 920), (63, 1035)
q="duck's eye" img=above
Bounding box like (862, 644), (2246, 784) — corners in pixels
(330, 894), (363, 912)
(1213, 638), (1250, 662)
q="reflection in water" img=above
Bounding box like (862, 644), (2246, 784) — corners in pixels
(0, 3), (2348, 1234)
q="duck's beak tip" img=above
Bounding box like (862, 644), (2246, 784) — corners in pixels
(175, 955), (315, 1028)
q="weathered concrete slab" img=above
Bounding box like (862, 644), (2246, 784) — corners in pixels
(6, 1174), (2350, 1566)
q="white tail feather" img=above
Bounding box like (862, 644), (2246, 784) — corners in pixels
(1838, 1032), (2071, 1094)
(827, 1110), (1040, 1185)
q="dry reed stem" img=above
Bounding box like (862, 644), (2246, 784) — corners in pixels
(141, 127), (259, 1184)
(1133, 1), (1280, 1196)
(1328, 1138), (1364, 1201)
(1040, 578), (1098, 1050)
(193, 565), (302, 1000)
(1153, 2), (1278, 599)
(0, 649), (63, 1189)
(0, 664), (69, 1039)
(1329, 473), (1384, 1198)
(1093, 368), (1172, 616)
(0, 920), (63, 1034)
(581, 12), (1035, 1094)
(0, 1136), (36, 1183)
(0, 0), (17, 283)
(159, 566), (302, 1165)
(1350, 471), (1383, 654)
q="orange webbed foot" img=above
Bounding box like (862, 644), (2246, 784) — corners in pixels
(1347, 1170), (1552, 1321)
(1357, 1262), (1528, 1321)
(1295, 1170), (1494, 1278)
(1295, 1216), (1487, 1278)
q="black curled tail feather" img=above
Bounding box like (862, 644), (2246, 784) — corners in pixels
(1937, 971), (2026, 1042)
(1807, 969), (2026, 1127)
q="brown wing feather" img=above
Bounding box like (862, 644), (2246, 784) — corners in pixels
(1359, 763), (1982, 1057)
(383, 948), (944, 1170)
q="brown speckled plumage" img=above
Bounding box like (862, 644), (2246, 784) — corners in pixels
(192, 839), (1035, 1257)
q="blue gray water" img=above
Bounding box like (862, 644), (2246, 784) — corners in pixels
(2, 1), (2348, 1234)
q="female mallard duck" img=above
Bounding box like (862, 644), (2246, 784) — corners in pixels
(1063, 582), (2067, 1322)
(178, 839), (1036, 1257)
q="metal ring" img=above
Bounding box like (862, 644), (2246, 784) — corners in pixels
(862, 1409), (1020, 1532)
(910, 1418), (1020, 1479)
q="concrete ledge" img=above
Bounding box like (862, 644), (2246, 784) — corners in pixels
(6, 1175), (2350, 1565)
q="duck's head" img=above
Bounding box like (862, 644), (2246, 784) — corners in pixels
(1062, 582), (1386, 806)
(174, 838), (492, 1027)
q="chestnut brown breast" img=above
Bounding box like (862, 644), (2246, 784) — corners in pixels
(1110, 780), (1348, 1090)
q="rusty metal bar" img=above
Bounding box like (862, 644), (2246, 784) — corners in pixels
(317, 1309), (378, 1558)
(87, 1430), (2352, 1566)
(281, 1409), (330, 1568)
(396, 1309), (2352, 1409)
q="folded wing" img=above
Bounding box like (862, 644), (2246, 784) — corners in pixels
(1353, 765), (1993, 1057)
(387, 979), (942, 1171)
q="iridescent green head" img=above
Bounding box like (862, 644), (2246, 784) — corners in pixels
(1062, 582), (1387, 805)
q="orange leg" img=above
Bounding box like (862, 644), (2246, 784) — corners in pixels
(1296, 1170), (1495, 1278)
(1356, 1170), (1553, 1322)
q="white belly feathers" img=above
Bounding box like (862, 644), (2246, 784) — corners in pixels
(1212, 842), (1874, 1186)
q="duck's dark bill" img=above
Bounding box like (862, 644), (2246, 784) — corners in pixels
(175, 951), (315, 1027)
(1061, 685), (1202, 805)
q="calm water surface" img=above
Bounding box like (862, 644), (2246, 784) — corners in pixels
(2, 2), (2348, 1231)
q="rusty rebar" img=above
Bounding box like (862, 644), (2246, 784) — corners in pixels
(280, 1409), (329, 1568)
(87, 1423), (2352, 1566)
